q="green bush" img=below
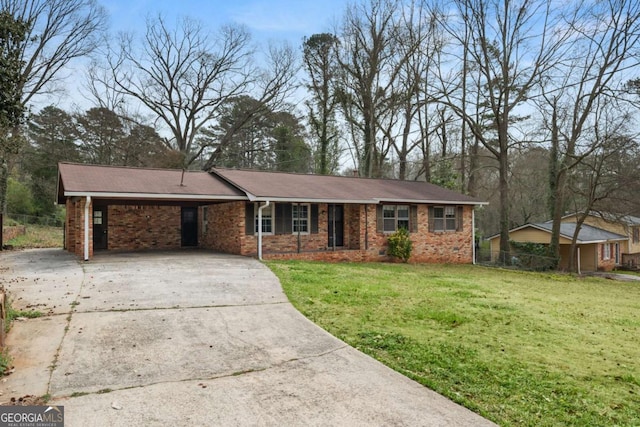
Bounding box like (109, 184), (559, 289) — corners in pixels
(387, 227), (413, 263)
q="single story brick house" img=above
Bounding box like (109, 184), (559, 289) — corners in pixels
(57, 163), (486, 262)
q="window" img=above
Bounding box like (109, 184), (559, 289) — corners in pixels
(292, 204), (309, 234)
(432, 206), (459, 232)
(254, 203), (274, 234)
(381, 205), (411, 233)
(602, 243), (611, 260)
(634, 227), (639, 244)
(93, 210), (102, 225)
(202, 206), (208, 234)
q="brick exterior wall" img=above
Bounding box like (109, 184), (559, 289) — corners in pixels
(214, 202), (474, 264)
(597, 243), (617, 272)
(107, 205), (181, 251)
(65, 198), (475, 264)
(200, 202), (245, 254)
(64, 197), (93, 259)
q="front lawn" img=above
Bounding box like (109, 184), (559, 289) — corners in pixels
(267, 261), (640, 427)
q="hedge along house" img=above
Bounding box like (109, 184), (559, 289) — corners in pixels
(57, 163), (486, 262)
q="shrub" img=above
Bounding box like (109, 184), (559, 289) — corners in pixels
(387, 227), (413, 263)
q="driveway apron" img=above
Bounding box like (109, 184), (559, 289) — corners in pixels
(0, 249), (496, 426)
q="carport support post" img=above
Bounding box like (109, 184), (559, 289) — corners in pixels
(84, 196), (91, 261)
(257, 200), (270, 260)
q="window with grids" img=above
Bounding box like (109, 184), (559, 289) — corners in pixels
(433, 206), (457, 232)
(383, 205), (410, 232)
(254, 203), (273, 234)
(292, 204), (310, 233)
(634, 227), (640, 244)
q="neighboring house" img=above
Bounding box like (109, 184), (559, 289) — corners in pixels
(57, 163), (486, 263)
(561, 212), (640, 266)
(488, 219), (630, 272)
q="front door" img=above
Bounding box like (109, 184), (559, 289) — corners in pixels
(93, 206), (108, 250)
(328, 204), (344, 248)
(181, 207), (198, 247)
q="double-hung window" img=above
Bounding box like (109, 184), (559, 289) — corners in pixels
(432, 206), (458, 232)
(382, 205), (411, 232)
(254, 203), (273, 234)
(292, 204), (310, 234)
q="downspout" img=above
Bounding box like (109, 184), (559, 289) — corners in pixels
(84, 196), (91, 261)
(472, 207), (476, 265)
(257, 201), (270, 261)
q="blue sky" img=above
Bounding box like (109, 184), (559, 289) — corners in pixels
(102, 0), (347, 44)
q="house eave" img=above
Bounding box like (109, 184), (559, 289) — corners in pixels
(373, 198), (486, 206)
(63, 191), (247, 202)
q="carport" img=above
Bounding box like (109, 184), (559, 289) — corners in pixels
(57, 163), (247, 260)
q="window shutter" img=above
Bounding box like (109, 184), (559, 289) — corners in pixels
(275, 203), (292, 235)
(245, 202), (254, 235)
(376, 205), (383, 233)
(428, 206), (435, 232)
(457, 206), (464, 231)
(311, 204), (319, 234)
(410, 205), (418, 233)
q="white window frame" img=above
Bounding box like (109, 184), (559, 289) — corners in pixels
(602, 243), (611, 260)
(292, 203), (310, 234)
(254, 203), (274, 235)
(382, 204), (410, 233)
(433, 206), (457, 232)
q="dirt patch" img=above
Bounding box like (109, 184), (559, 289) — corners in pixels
(0, 394), (48, 406)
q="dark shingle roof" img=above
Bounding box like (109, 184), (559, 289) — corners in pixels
(58, 163), (486, 205)
(57, 163), (245, 202)
(211, 168), (484, 204)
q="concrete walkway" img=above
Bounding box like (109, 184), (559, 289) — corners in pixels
(0, 249), (496, 426)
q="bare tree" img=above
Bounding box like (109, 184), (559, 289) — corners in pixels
(102, 15), (298, 168)
(0, 0), (106, 213)
(336, 0), (419, 178)
(433, 0), (571, 262)
(539, 0), (640, 264)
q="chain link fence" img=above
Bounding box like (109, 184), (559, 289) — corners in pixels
(477, 247), (559, 271)
(4, 213), (64, 227)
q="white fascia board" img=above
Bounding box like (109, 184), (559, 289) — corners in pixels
(373, 198), (487, 205)
(250, 197), (376, 204)
(64, 191), (247, 201)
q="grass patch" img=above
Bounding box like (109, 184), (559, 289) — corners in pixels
(0, 348), (12, 375)
(4, 300), (44, 333)
(5, 225), (62, 248)
(268, 261), (640, 427)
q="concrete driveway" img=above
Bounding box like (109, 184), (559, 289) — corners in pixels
(1, 249), (496, 426)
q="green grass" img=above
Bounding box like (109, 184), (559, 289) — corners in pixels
(268, 261), (640, 427)
(5, 225), (63, 248)
(5, 301), (44, 333)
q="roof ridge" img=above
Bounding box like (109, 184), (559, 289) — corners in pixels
(212, 167), (453, 185)
(59, 162), (207, 173)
